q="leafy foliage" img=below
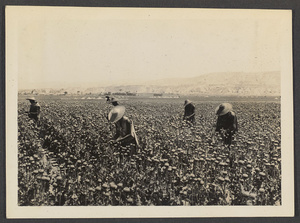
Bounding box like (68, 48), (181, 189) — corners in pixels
(18, 99), (281, 206)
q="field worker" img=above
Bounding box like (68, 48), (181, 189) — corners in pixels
(110, 98), (119, 106)
(26, 97), (41, 122)
(213, 103), (238, 146)
(183, 99), (195, 125)
(107, 105), (139, 147)
(106, 96), (119, 106)
(105, 96), (120, 122)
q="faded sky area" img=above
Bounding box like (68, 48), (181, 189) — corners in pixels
(6, 7), (287, 89)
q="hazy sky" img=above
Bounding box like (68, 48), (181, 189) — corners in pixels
(6, 7), (289, 89)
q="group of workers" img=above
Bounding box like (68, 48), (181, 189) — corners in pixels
(26, 96), (238, 148)
(182, 99), (238, 146)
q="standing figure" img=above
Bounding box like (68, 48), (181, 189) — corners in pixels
(107, 105), (139, 147)
(26, 97), (41, 122)
(183, 99), (195, 125)
(213, 103), (238, 146)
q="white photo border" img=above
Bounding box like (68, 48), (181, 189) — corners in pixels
(5, 6), (294, 218)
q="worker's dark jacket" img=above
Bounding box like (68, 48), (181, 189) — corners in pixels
(216, 111), (238, 145)
(183, 103), (195, 124)
(114, 117), (136, 146)
(28, 103), (41, 121)
(114, 117), (131, 139)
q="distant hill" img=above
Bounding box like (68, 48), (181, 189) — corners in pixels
(19, 71), (280, 96)
(102, 71), (280, 96)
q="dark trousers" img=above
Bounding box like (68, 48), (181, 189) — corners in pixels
(218, 129), (234, 146)
(28, 114), (39, 121)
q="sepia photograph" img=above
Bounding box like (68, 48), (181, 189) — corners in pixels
(5, 6), (294, 218)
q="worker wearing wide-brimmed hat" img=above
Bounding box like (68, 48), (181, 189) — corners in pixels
(105, 96), (120, 122)
(183, 99), (195, 125)
(213, 103), (238, 146)
(105, 96), (119, 106)
(26, 97), (41, 122)
(107, 105), (139, 147)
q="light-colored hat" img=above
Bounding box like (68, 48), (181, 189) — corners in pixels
(184, 99), (192, 106)
(26, 97), (36, 101)
(108, 105), (125, 123)
(215, 103), (233, 116)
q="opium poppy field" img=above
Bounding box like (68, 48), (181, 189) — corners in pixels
(18, 97), (281, 206)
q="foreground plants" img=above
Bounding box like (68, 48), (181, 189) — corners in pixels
(18, 99), (281, 206)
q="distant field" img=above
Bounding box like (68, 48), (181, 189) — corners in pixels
(18, 94), (280, 103)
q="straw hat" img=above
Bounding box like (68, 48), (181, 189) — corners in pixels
(215, 103), (233, 116)
(108, 105), (125, 123)
(26, 97), (36, 102)
(184, 99), (192, 106)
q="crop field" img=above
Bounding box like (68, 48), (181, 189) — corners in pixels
(18, 97), (281, 206)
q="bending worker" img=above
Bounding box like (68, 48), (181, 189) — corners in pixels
(213, 103), (238, 146)
(183, 99), (195, 125)
(107, 105), (139, 147)
(105, 96), (119, 106)
(26, 97), (41, 122)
